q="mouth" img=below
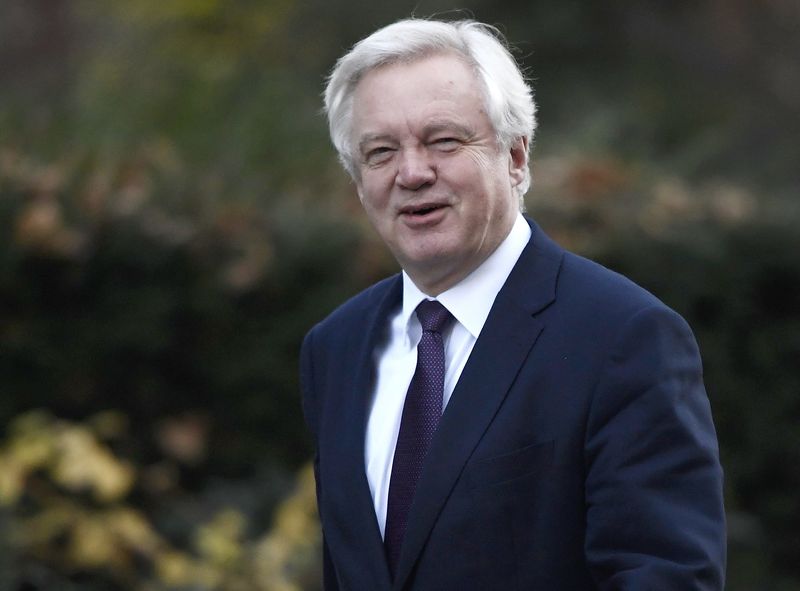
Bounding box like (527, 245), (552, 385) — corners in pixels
(400, 203), (448, 217)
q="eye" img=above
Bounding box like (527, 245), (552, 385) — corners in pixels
(431, 137), (461, 152)
(365, 146), (395, 165)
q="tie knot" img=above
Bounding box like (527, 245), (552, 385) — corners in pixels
(416, 300), (453, 333)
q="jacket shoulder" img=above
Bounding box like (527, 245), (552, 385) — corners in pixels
(299, 274), (400, 434)
(558, 249), (670, 319)
(311, 274), (399, 337)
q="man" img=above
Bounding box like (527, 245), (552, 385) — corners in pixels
(301, 18), (726, 591)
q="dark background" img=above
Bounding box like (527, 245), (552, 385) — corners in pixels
(1, 1), (798, 589)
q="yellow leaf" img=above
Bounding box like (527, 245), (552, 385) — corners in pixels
(107, 507), (163, 556)
(69, 515), (118, 569)
(0, 454), (25, 505)
(52, 425), (135, 502)
(156, 550), (196, 586)
(195, 509), (245, 567)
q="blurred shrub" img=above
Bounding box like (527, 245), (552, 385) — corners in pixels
(0, 144), (386, 475)
(0, 411), (321, 590)
(0, 141), (368, 589)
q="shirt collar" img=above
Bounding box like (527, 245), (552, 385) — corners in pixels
(400, 213), (531, 341)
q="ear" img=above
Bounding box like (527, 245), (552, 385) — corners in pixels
(507, 136), (528, 187)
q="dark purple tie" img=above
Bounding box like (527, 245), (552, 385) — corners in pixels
(384, 299), (453, 577)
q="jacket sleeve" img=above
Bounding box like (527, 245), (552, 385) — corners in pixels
(583, 305), (726, 590)
(300, 327), (342, 591)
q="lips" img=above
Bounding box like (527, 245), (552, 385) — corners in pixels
(397, 202), (449, 229)
(400, 203), (447, 217)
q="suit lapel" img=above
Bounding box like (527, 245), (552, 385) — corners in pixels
(392, 221), (564, 590)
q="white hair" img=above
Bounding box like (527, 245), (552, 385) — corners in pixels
(324, 18), (537, 198)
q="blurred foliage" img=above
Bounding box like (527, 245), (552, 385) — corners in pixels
(0, 411), (320, 591)
(0, 142), (376, 473)
(1, 0), (799, 589)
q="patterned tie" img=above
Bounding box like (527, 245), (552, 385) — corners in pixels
(384, 299), (453, 577)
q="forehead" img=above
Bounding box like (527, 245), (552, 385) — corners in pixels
(351, 53), (488, 136)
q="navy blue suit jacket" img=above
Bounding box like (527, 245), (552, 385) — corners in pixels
(300, 219), (726, 590)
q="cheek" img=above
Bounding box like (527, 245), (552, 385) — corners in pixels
(358, 192), (395, 232)
(358, 173), (393, 206)
(464, 149), (496, 171)
(458, 154), (506, 197)
(356, 182), (380, 210)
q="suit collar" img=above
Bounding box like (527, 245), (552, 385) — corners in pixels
(504, 217), (563, 315)
(391, 217), (564, 590)
(402, 213), (532, 340)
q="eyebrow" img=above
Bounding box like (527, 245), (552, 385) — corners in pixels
(358, 134), (396, 154)
(422, 120), (475, 138)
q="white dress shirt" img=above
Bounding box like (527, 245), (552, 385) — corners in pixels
(364, 213), (532, 537)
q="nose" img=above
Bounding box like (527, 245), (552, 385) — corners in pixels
(395, 148), (436, 190)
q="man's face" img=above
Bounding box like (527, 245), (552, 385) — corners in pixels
(350, 53), (527, 295)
